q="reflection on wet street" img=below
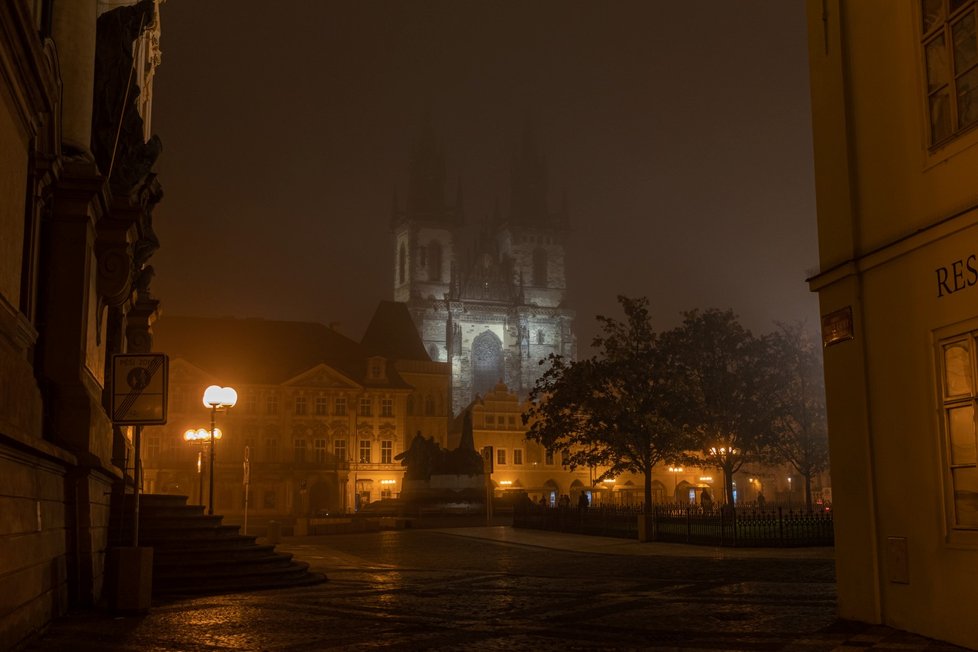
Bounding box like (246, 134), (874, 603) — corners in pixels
(26, 528), (964, 651)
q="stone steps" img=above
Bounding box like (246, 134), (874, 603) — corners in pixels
(110, 493), (326, 596)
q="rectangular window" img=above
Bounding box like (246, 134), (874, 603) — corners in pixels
(486, 414), (495, 426)
(265, 437), (278, 462)
(381, 440), (393, 464)
(315, 396), (328, 416)
(314, 439), (328, 463)
(359, 397), (372, 417)
(295, 396), (307, 415)
(294, 439), (306, 463)
(940, 334), (978, 529)
(335, 397), (347, 416)
(381, 488), (393, 500)
(244, 392), (258, 414)
(513, 449), (523, 465)
(381, 398), (394, 417)
(266, 393), (279, 415)
(508, 415), (517, 428)
(146, 435), (160, 458)
(545, 449), (555, 465)
(921, 0), (978, 145)
(497, 448), (507, 466)
(263, 490), (276, 509)
(334, 439), (347, 462)
(359, 440), (372, 464)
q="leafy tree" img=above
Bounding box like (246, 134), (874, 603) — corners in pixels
(523, 296), (692, 512)
(660, 308), (769, 506)
(758, 322), (829, 512)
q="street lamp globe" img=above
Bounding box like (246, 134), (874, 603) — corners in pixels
(203, 385), (237, 409)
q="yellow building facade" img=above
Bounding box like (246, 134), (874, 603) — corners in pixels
(807, 1), (978, 647)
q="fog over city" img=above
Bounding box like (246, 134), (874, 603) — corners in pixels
(150, 0), (818, 349)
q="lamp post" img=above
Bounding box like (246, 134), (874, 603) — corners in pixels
(202, 385), (237, 516)
(184, 427), (221, 507)
(668, 466), (683, 502)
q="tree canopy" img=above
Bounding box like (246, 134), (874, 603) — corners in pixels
(523, 296), (694, 511)
(523, 297), (829, 511)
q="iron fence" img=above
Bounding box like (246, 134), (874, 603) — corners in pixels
(513, 504), (833, 547)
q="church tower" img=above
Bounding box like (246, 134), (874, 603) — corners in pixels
(391, 117), (462, 363)
(392, 120), (575, 415)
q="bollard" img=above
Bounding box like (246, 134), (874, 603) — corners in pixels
(267, 520), (281, 544)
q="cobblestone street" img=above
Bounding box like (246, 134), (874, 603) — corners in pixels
(26, 527), (967, 651)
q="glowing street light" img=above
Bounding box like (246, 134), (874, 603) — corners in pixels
(184, 427), (222, 506)
(668, 466), (683, 501)
(202, 385), (237, 515)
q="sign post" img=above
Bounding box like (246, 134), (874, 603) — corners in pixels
(108, 353), (167, 614)
(111, 353), (169, 546)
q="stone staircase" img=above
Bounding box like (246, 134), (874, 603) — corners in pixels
(111, 493), (326, 596)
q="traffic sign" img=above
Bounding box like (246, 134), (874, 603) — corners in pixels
(111, 353), (168, 425)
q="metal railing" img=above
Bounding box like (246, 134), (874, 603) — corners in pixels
(513, 504), (834, 547)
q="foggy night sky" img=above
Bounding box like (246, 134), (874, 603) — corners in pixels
(150, 1), (818, 352)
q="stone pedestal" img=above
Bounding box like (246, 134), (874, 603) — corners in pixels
(107, 546), (153, 614)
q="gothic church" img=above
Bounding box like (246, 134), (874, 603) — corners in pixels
(392, 122), (576, 415)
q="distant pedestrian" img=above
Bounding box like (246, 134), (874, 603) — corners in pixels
(700, 488), (713, 510)
(756, 493), (766, 509)
(539, 495), (548, 508)
(559, 494), (571, 509)
(577, 492), (589, 510)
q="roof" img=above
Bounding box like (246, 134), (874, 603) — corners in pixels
(360, 301), (431, 361)
(152, 315), (399, 386)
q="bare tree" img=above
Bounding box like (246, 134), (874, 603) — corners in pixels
(759, 322), (829, 512)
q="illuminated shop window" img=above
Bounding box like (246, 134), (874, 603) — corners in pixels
(940, 334), (978, 528)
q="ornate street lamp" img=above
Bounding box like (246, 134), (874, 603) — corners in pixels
(202, 385), (237, 515)
(184, 427), (222, 507)
(668, 466), (683, 502)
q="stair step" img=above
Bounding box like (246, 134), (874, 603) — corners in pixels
(155, 571), (327, 596)
(153, 543), (276, 560)
(110, 493), (325, 596)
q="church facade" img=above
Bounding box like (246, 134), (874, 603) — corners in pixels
(392, 123), (576, 414)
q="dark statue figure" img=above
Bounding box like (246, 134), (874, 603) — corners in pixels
(396, 432), (441, 481)
(92, 0), (162, 198)
(396, 410), (485, 481)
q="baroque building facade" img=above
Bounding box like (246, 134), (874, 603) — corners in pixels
(147, 302), (451, 525)
(392, 122), (577, 415)
(0, 1), (166, 647)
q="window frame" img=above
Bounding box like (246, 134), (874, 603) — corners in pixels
(936, 322), (978, 545)
(921, 0), (978, 148)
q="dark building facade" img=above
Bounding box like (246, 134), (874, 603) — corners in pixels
(392, 122), (577, 415)
(1, 1), (166, 647)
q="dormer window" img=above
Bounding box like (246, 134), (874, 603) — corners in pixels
(368, 357), (386, 380)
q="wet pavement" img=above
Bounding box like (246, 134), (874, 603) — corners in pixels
(25, 526), (969, 651)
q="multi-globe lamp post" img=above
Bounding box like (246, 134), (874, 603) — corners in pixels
(183, 427), (222, 506)
(202, 385), (237, 515)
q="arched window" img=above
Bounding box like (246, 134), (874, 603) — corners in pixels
(425, 395), (435, 416)
(532, 248), (547, 287)
(406, 395), (415, 415)
(537, 329), (545, 344)
(428, 344), (439, 361)
(398, 242), (407, 285)
(472, 330), (503, 399)
(428, 240), (442, 282)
